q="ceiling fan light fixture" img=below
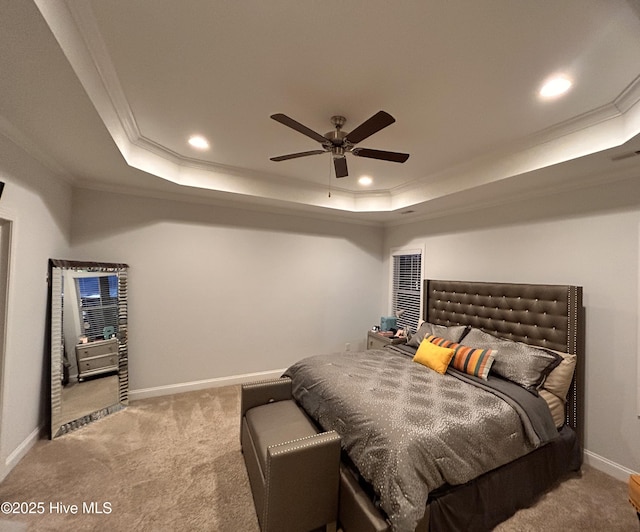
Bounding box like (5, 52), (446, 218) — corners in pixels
(188, 135), (210, 150)
(269, 111), (409, 179)
(539, 75), (572, 99)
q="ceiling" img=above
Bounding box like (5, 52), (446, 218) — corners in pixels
(2, 0), (640, 223)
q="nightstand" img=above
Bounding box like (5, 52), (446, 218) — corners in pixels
(366, 330), (407, 350)
(76, 337), (119, 381)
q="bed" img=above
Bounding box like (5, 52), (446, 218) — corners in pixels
(283, 279), (584, 532)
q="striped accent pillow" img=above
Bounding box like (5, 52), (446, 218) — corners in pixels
(426, 335), (495, 380)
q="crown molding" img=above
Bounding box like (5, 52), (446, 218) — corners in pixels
(615, 73), (640, 114)
(61, 0), (140, 145)
(385, 158), (640, 229)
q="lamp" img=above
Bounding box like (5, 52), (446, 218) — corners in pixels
(381, 310), (407, 333)
(394, 309), (408, 338)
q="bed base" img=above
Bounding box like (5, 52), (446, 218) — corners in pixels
(423, 425), (580, 531)
(337, 425), (580, 532)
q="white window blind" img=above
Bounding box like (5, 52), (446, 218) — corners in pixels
(75, 275), (119, 341)
(391, 252), (422, 333)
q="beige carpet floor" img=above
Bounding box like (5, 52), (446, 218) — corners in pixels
(0, 385), (637, 531)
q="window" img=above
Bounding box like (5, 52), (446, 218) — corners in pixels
(75, 275), (119, 341)
(391, 249), (422, 333)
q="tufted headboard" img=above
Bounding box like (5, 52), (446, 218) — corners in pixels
(424, 279), (584, 435)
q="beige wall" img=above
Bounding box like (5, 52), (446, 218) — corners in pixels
(70, 189), (385, 392)
(383, 175), (640, 476)
(0, 135), (72, 480)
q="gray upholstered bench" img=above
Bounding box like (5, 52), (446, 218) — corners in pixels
(241, 377), (341, 532)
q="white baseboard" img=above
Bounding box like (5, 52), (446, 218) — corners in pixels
(1, 425), (42, 483)
(584, 449), (639, 481)
(128, 368), (287, 401)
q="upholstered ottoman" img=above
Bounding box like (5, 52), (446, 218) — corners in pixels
(241, 378), (341, 532)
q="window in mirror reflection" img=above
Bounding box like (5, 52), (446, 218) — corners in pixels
(75, 275), (118, 342)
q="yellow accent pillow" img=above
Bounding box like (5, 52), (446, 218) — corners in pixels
(413, 340), (455, 374)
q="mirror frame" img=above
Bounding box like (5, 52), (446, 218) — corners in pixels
(48, 259), (129, 438)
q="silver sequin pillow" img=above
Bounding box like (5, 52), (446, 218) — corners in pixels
(460, 328), (562, 391)
(407, 322), (468, 348)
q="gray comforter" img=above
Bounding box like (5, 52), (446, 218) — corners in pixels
(283, 347), (558, 532)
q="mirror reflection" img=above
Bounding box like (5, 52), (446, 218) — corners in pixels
(49, 260), (129, 438)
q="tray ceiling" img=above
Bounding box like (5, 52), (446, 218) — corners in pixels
(2, 1), (640, 222)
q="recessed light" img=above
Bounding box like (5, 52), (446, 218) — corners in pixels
(188, 135), (210, 150)
(539, 75), (572, 99)
(358, 175), (373, 186)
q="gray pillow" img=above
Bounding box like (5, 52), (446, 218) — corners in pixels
(407, 322), (468, 348)
(461, 328), (562, 391)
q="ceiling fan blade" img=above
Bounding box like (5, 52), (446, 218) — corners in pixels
(334, 156), (348, 178)
(352, 147), (409, 163)
(270, 114), (329, 144)
(344, 111), (395, 144)
(270, 150), (326, 162)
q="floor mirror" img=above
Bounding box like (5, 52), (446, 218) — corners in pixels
(48, 259), (129, 438)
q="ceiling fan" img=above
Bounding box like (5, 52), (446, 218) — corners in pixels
(269, 111), (410, 178)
